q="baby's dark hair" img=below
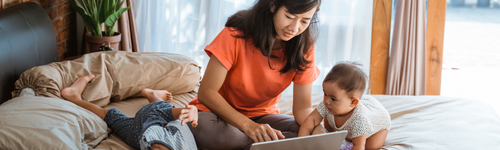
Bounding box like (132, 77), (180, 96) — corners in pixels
(324, 61), (367, 97)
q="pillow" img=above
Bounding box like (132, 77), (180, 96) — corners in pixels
(0, 95), (108, 149)
(12, 51), (201, 107)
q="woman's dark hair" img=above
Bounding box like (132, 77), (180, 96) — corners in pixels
(324, 62), (367, 97)
(225, 0), (321, 73)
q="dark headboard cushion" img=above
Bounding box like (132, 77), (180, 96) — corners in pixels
(0, 2), (58, 104)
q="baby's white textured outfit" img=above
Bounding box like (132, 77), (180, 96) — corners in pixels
(317, 95), (391, 140)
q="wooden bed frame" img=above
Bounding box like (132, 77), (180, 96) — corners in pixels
(369, 0), (446, 95)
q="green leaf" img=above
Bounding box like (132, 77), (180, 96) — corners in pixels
(99, 0), (107, 23)
(70, 0), (101, 36)
(117, 0), (125, 12)
(104, 6), (131, 28)
(74, 0), (131, 37)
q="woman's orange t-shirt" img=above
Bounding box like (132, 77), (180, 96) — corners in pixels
(188, 27), (320, 118)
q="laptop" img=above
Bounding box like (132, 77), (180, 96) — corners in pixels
(249, 130), (348, 150)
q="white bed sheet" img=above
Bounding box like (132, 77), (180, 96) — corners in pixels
(279, 94), (500, 149)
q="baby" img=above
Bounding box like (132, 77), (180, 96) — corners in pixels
(61, 75), (198, 150)
(298, 62), (391, 150)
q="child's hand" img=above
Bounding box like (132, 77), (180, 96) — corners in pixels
(178, 105), (198, 127)
(311, 125), (327, 135)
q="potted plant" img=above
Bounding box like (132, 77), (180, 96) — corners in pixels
(69, 0), (131, 52)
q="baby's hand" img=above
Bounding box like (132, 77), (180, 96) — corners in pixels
(178, 105), (198, 127)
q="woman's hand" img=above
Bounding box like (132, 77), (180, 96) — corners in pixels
(243, 121), (285, 143)
(178, 105), (198, 127)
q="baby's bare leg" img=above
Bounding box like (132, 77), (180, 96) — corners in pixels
(61, 75), (108, 120)
(141, 88), (173, 103)
(365, 129), (388, 150)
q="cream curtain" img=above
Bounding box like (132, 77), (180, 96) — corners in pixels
(386, 0), (426, 95)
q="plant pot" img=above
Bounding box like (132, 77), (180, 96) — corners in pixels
(85, 32), (121, 53)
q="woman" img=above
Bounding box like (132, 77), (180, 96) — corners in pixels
(188, 0), (322, 149)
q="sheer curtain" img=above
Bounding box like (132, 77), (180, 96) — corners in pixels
(131, 0), (254, 69)
(131, 0), (373, 94)
(312, 0), (373, 94)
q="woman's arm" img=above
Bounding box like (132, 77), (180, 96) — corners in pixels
(292, 83), (313, 125)
(198, 55), (284, 143)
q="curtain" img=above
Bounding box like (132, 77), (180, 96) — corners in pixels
(386, 0), (426, 95)
(312, 0), (373, 94)
(117, 0), (140, 52)
(131, 0), (373, 94)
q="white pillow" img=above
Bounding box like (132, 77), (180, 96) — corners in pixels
(0, 95), (108, 150)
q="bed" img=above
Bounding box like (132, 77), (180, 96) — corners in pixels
(1, 2), (500, 150)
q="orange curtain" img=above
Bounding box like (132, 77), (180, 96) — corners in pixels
(386, 0), (426, 95)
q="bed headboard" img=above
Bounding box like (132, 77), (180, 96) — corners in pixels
(0, 2), (58, 104)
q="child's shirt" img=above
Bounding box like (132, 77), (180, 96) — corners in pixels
(139, 120), (196, 150)
(317, 95), (391, 140)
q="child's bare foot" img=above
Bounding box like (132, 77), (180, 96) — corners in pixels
(61, 75), (95, 102)
(141, 88), (173, 103)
